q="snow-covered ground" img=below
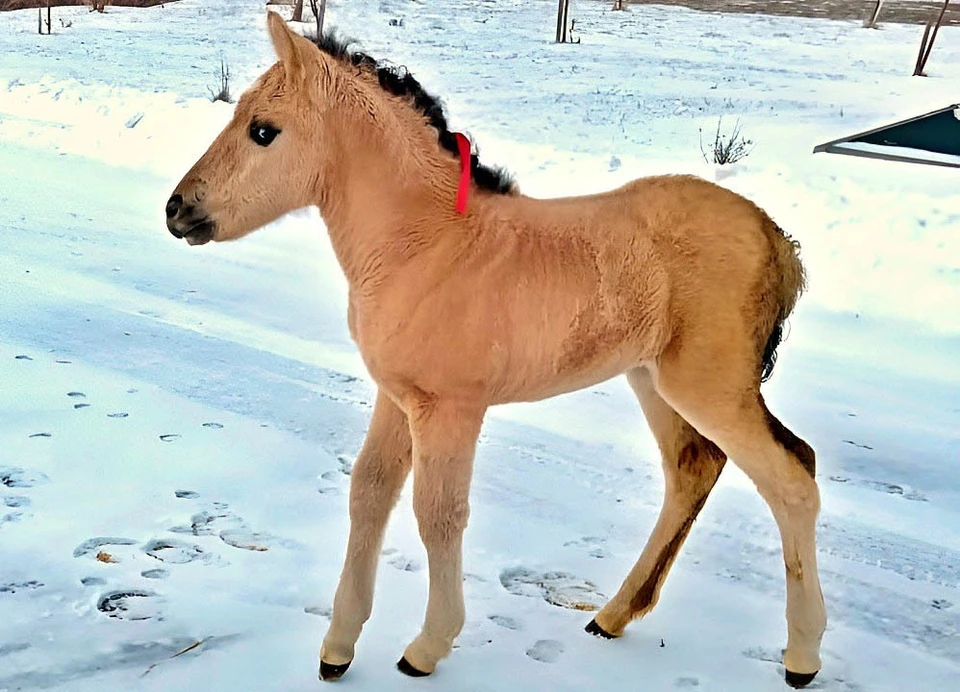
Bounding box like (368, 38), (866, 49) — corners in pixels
(1, 1), (958, 690)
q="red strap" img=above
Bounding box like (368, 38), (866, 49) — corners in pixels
(454, 132), (471, 214)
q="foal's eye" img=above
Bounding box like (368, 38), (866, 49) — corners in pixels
(249, 122), (281, 147)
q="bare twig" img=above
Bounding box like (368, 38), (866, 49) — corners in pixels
(699, 117), (754, 165)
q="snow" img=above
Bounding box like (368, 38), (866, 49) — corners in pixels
(1, 1), (958, 690)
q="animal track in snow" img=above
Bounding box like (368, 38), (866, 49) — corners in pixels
(219, 528), (275, 552)
(304, 604), (332, 618)
(499, 567), (606, 611)
(73, 537), (138, 558)
(563, 535), (612, 559)
(829, 475), (927, 501)
(174, 490), (199, 499)
(675, 677), (700, 688)
(488, 614), (522, 630)
(525, 639), (564, 663)
(169, 509), (233, 536)
(387, 553), (423, 572)
(97, 590), (162, 621)
(141, 568), (169, 580)
(3, 496), (30, 508)
(0, 466), (49, 488)
(0, 580), (44, 594)
(143, 538), (209, 564)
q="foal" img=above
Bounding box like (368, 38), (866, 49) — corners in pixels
(166, 12), (825, 688)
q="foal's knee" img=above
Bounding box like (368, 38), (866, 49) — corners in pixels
(413, 488), (470, 545)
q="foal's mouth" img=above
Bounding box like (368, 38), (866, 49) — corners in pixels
(169, 219), (216, 246)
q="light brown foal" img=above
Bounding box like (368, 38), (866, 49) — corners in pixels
(165, 12), (826, 688)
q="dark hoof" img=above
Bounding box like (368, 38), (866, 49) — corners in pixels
(785, 669), (818, 688)
(584, 618), (617, 639)
(397, 656), (430, 677)
(319, 660), (351, 681)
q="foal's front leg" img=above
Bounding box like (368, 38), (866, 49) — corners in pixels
(319, 391), (412, 680)
(398, 401), (484, 677)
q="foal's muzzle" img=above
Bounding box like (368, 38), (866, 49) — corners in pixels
(165, 194), (216, 246)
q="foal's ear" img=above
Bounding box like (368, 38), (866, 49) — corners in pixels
(267, 11), (312, 83)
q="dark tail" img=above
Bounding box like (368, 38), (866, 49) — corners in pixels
(760, 225), (806, 382)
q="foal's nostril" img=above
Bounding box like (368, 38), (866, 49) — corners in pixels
(165, 194), (183, 219)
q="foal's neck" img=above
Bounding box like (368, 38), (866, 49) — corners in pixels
(316, 93), (464, 291)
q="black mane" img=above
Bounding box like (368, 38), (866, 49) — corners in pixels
(312, 31), (516, 195)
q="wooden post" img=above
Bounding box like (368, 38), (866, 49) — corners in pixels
(863, 0), (883, 28)
(317, 0), (326, 35)
(293, 0), (304, 22)
(556, 0), (572, 42)
(914, 0), (951, 76)
(38, 7), (42, 34)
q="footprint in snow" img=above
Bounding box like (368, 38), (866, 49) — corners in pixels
(174, 490), (199, 499)
(564, 535), (611, 559)
(488, 614), (522, 630)
(499, 566), (606, 611)
(141, 568), (170, 580)
(0, 466), (49, 488)
(387, 553), (422, 572)
(452, 621), (494, 650)
(3, 496), (31, 508)
(219, 528), (274, 552)
(143, 538), (209, 564)
(304, 604), (332, 618)
(97, 589), (162, 621)
(14, 354), (33, 361)
(675, 677), (700, 688)
(73, 537), (138, 559)
(526, 639), (564, 663)
(0, 580), (44, 594)
(829, 475), (927, 502)
(169, 509), (234, 536)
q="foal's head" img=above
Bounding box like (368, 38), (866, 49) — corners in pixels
(166, 12), (332, 245)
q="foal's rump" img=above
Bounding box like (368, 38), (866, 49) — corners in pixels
(616, 174), (805, 382)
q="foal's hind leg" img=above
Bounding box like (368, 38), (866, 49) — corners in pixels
(656, 361), (826, 687)
(319, 391), (412, 680)
(588, 367), (726, 638)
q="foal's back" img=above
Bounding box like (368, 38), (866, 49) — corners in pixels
(382, 174), (788, 405)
